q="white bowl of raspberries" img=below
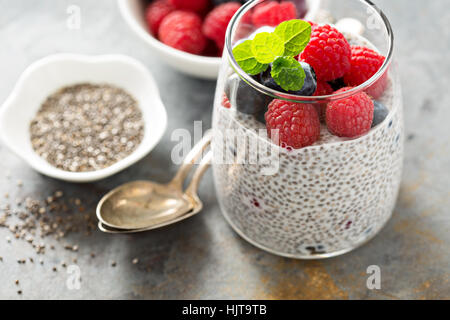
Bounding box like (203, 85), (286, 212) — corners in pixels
(118, 0), (321, 79)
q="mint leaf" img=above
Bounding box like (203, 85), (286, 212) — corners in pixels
(271, 56), (306, 91)
(232, 40), (269, 75)
(251, 32), (285, 64)
(274, 20), (311, 57)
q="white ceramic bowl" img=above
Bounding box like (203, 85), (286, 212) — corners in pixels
(118, 0), (221, 79)
(0, 54), (167, 183)
(117, 0), (321, 80)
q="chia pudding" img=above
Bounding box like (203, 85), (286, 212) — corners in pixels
(211, 2), (403, 258)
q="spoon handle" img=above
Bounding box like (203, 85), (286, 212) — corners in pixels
(185, 151), (212, 198)
(171, 130), (212, 189)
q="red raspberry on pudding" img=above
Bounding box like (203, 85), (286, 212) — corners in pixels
(168, 0), (210, 13)
(343, 46), (387, 99)
(313, 81), (334, 121)
(145, 0), (175, 35)
(326, 87), (374, 138)
(203, 2), (241, 52)
(221, 93), (231, 108)
(314, 80), (334, 96)
(299, 25), (351, 82)
(252, 1), (297, 27)
(265, 99), (320, 149)
(159, 11), (206, 55)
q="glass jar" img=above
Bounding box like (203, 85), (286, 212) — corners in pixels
(212, 0), (403, 258)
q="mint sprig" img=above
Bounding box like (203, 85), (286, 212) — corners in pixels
(232, 40), (269, 75)
(271, 57), (306, 91)
(232, 19), (312, 92)
(274, 20), (311, 57)
(251, 32), (284, 64)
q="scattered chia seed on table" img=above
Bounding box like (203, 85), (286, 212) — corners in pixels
(30, 83), (144, 172)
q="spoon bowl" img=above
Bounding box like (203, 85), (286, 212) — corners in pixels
(97, 132), (212, 232)
(97, 180), (193, 230)
(97, 201), (203, 234)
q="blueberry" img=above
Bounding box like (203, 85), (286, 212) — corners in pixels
(298, 62), (317, 96)
(231, 78), (272, 122)
(258, 67), (283, 92)
(328, 78), (346, 91)
(372, 100), (389, 127)
(258, 62), (317, 96)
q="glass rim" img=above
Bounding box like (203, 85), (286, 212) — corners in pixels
(225, 0), (394, 103)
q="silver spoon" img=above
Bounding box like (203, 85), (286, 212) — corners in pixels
(96, 131), (212, 231)
(97, 151), (212, 234)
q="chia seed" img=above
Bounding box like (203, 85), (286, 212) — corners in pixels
(30, 83), (144, 172)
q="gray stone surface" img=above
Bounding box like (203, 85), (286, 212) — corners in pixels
(0, 0), (449, 299)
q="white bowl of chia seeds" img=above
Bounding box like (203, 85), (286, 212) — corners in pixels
(0, 54), (167, 183)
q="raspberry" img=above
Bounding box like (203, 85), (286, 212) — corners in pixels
(203, 2), (241, 52)
(265, 99), (320, 149)
(145, 0), (175, 35)
(159, 11), (206, 55)
(234, 8), (253, 40)
(221, 93), (231, 108)
(299, 25), (351, 81)
(169, 0), (210, 13)
(314, 80), (333, 96)
(313, 81), (333, 121)
(328, 77), (346, 91)
(306, 20), (317, 28)
(252, 1), (297, 27)
(343, 46), (387, 99)
(326, 87), (374, 138)
(241, 7), (253, 24)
